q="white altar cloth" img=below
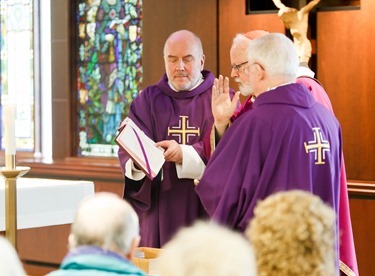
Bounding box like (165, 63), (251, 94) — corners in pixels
(0, 178), (95, 231)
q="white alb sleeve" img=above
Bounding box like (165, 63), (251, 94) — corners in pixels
(176, 144), (206, 180)
(125, 159), (146, 181)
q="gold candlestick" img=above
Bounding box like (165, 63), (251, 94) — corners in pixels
(1, 156), (30, 250)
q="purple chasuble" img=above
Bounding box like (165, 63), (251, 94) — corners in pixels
(118, 70), (214, 248)
(196, 83), (341, 263)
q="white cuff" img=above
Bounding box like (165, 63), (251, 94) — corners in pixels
(176, 145), (206, 180)
(125, 159), (146, 181)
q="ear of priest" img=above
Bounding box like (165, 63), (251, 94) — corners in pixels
(47, 192), (145, 276)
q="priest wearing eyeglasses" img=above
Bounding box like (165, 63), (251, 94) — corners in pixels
(196, 33), (342, 272)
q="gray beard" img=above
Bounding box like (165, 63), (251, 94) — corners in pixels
(239, 83), (253, 97)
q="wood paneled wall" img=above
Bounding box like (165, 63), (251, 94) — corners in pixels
(142, 0), (218, 87)
(317, 4), (375, 180)
(49, 0), (72, 160)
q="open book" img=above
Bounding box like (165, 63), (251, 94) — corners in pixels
(116, 117), (165, 180)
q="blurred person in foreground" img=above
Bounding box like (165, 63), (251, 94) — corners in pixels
(246, 190), (336, 276)
(158, 221), (257, 276)
(0, 236), (26, 276)
(47, 192), (145, 276)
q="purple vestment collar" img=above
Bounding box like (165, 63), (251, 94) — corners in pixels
(253, 83), (315, 109)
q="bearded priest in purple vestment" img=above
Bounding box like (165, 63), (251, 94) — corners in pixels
(118, 30), (232, 248)
(196, 33), (342, 272)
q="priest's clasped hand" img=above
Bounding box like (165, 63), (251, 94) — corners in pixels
(155, 140), (183, 164)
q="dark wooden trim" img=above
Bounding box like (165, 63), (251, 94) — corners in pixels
(347, 180), (375, 276)
(18, 157), (124, 182)
(70, 0), (79, 157)
(348, 181), (375, 198)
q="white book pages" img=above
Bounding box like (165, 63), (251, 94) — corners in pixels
(116, 118), (165, 180)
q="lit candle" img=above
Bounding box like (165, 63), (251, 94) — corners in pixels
(4, 103), (16, 162)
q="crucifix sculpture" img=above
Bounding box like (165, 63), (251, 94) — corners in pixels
(272, 0), (321, 65)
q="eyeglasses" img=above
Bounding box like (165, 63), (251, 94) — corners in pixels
(231, 61), (249, 71)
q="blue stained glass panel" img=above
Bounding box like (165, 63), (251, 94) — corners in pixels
(76, 0), (142, 157)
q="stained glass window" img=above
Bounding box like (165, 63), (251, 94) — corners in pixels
(1, 0), (34, 152)
(76, 0), (143, 157)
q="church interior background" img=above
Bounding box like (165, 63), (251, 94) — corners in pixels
(1, 0), (375, 275)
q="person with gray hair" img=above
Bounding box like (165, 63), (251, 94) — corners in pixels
(47, 192), (145, 276)
(158, 221), (257, 276)
(196, 33), (341, 272)
(210, 30), (269, 141)
(0, 236), (26, 276)
(246, 190), (336, 276)
(201, 30), (269, 160)
(202, 30), (357, 275)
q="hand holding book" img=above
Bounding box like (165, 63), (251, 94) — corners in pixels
(155, 140), (182, 164)
(116, 118), (165, 180)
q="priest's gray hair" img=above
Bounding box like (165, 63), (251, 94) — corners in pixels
(230, 33), (253, 61)
(158, 221), (257, 276)
(0, 236), (26, 276)
(247, 33), (299, 81)
(68, 192), (139, 254)
(246, 190), (336, 276)
(232, 33), (252, 49)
